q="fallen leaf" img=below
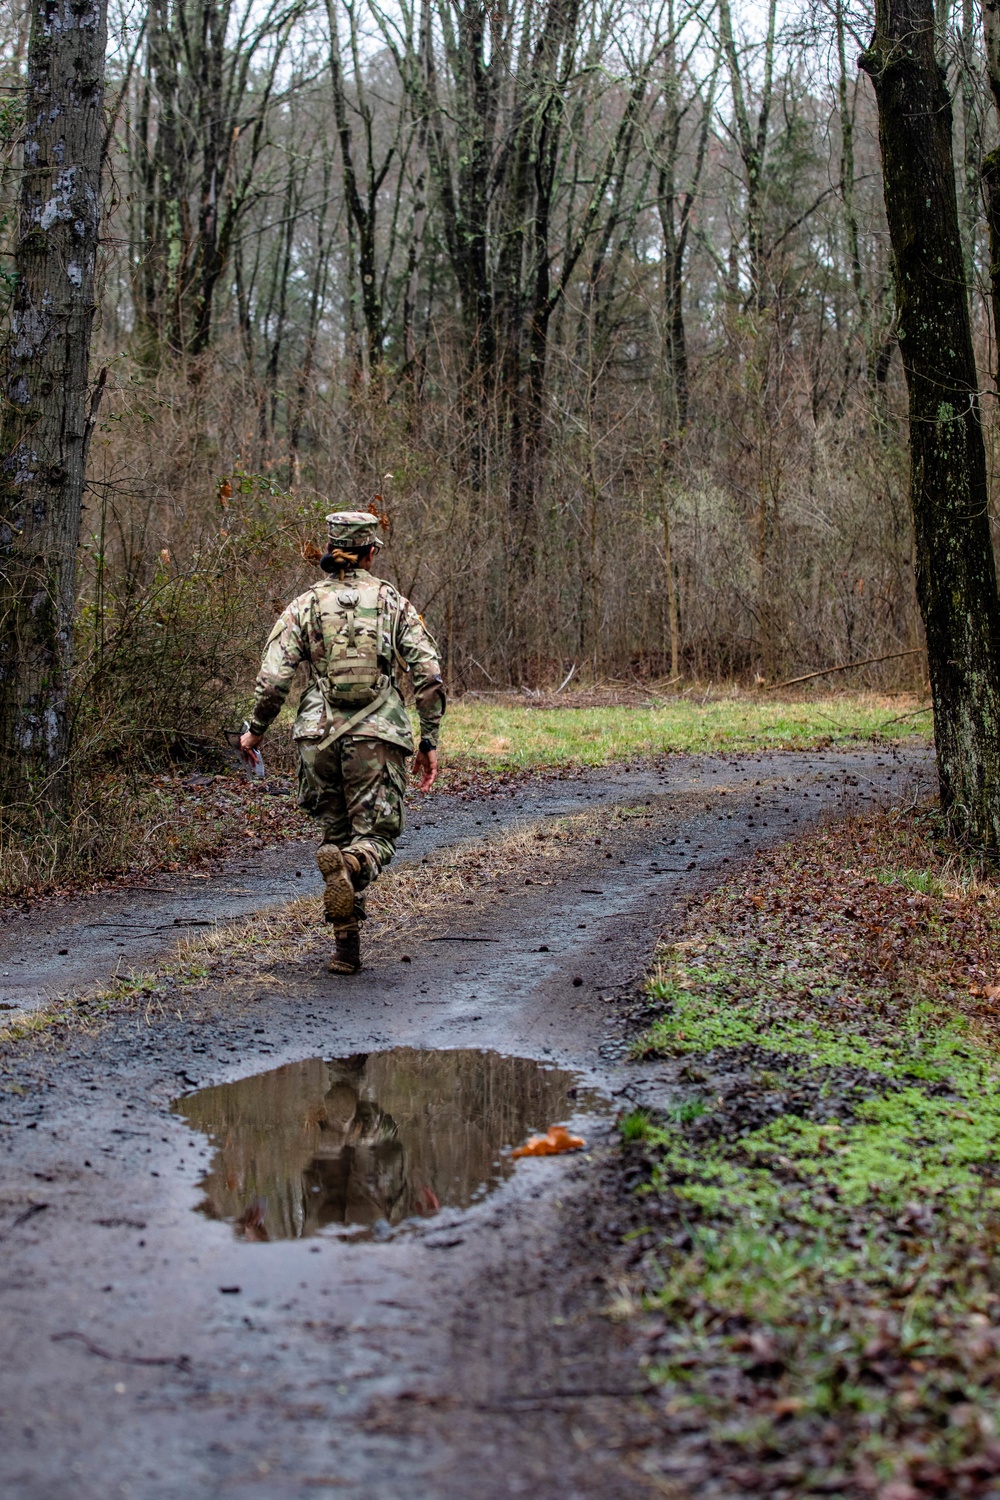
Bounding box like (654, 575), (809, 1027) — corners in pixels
(511, 1124), (585, 1158)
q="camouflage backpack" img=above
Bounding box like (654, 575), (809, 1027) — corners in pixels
(313, 576), (396, 715)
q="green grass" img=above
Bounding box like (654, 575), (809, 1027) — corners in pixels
(622, 826), (1000, 1490)
(876, 865), (945, 895)
(439, 690), (931, 770)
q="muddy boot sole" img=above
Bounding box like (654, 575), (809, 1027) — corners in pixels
(328, 922), (361, 974)
(316, 845), (356, 924)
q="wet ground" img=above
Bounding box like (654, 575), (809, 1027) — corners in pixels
(0, 746), (932, 1499)
(0, 748), (926, 1015)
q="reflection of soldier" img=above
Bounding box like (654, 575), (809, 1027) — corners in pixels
(304, 1058), (408, 1229)
(240, 512), (445, 974)
(289, 1057), (440, 1232)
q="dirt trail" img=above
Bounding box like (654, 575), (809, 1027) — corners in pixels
(0, 747), (928, 1016)
(0, 746), (930, 1499)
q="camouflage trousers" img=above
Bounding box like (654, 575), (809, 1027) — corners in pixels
(297, 735), (408, 919)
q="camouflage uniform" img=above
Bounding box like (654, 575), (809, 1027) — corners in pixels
(247, 512), (444, 941)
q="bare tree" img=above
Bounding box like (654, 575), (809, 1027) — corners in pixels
(129, 0), (303, 358)
(0, 0), (109, 813)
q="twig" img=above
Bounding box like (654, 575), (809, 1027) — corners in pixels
(425, 935), (499, 943)
(467, 656), (496, 684)
(881, 704), (933, 727)
(556, 663), (577, 693)
(1, 1202), (48, 1239)
(763, 647), (926, 690)
(51, 1331), (191, 1370)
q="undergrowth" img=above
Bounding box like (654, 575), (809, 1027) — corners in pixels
(626, 810), (1000, 1499)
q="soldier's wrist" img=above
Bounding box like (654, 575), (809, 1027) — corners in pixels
(418, 738), (436, 754)
(248, 720), (268, 738)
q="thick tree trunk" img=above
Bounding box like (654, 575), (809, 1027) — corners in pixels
(0, 0), (108, 814)
(861, 0), (1000, 850)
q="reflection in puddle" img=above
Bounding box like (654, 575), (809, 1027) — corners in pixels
(174, 1048), (605, 1241)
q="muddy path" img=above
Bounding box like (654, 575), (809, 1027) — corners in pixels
(0, 747), (927, 1016)
(0, 746), (930, 1499)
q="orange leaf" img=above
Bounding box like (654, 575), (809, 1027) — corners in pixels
(511, 1124), (586, 1158)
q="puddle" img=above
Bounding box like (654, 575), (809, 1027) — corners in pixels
(174, 1048), (608, 1241)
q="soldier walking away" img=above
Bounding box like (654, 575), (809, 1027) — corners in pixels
(239, 512), (445, 974)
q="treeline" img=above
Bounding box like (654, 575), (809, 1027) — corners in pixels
(3, 0), (992, 695)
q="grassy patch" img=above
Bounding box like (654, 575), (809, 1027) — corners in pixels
(443, 689), (930, 770)
(625, 811), (1000, 1496)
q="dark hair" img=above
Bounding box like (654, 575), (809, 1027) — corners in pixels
(320, 541), (375, 574)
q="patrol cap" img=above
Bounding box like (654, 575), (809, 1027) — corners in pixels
(325, 510), (384, 551)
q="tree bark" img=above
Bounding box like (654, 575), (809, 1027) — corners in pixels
(980, 0), (1000, 384)
(326, 0), (390, 375)
(0, 0), (108, 813)
(861, 0), (1000, 850)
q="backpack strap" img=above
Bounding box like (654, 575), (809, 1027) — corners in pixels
(377, 579), (410, 680)
(313, 681), (394, 752)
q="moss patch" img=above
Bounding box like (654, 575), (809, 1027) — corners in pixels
(625, 810), (1000, 1497)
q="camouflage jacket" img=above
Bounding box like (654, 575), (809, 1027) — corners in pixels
(249, 569), (445, 753)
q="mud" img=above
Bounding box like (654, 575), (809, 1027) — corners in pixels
(0, 745), (931, 1499)
(0, 746), (928, 1015)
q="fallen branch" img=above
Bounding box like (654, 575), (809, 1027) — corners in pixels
(51, 1330), (191, 1370)
(556, 662), (577, 693)
(0, 1202), (48, 1239)
(881, 704), (933, 727)
(763, 647), (926, 691)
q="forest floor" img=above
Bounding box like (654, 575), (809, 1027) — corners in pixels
(1, 741), (972, 1500)
(617, 812), (1000, 1498)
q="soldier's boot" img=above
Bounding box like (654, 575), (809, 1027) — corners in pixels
(328, 920), (361, 975)
(316, 844), (356, 924)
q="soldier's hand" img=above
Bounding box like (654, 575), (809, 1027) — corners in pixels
(240, 729), (264, 765)
(414, 747), (437, 792)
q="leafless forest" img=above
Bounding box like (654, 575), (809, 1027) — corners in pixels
(1, 0), (984, 735)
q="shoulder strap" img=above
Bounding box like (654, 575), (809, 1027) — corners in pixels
(377, 580), (410, 676)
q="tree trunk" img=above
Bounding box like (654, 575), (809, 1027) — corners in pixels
(861, 0), (1000, 850)
(0, 0), (108, 814)
(980, 0), (1000, 384)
